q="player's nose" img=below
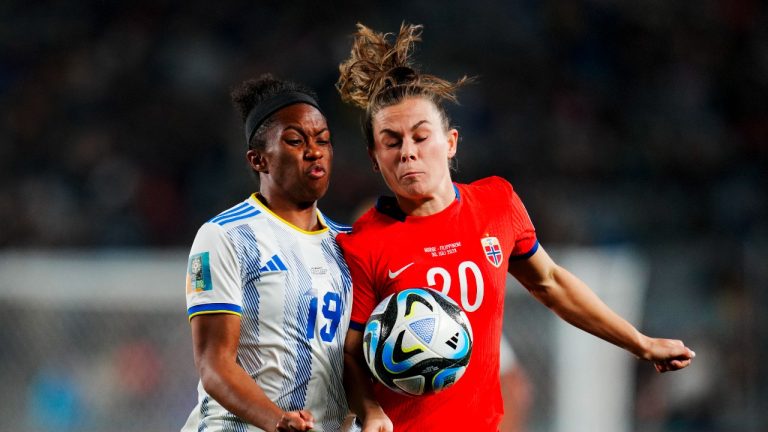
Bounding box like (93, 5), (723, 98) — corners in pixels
(400, 140), (417, 162)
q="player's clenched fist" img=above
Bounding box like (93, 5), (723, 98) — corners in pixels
(276, 410), (315, 431)
(640, 337), (696, 373)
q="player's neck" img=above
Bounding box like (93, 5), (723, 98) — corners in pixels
(255, 193), (321, 232)
(397, 182), (456, 217)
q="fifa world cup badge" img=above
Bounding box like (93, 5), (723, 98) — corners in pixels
(481, 236), (503, 268)
(186, 252), (213, 293)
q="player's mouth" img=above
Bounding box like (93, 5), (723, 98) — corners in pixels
(399, 170), (423, 181)
(306, 164), (327, 179)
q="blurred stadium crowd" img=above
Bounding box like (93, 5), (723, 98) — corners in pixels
(1, 1), (765, 247)
(1, 1), (766, 431)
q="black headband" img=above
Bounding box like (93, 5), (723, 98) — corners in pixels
(244, 92), (322, 146)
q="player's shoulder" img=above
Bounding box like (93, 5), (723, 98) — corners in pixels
(336, 205), (388, 248)
(205, 196), (264, 228)
(192, 197), (264, 241)
(319, 212), (352, 237)
(461, 176), (515, 199)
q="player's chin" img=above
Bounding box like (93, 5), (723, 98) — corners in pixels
(396, 183), (429, 200)
(303, 180), (330, 200)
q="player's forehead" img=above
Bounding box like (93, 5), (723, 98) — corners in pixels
(272, 103), (328, 134)
(373, 97), (441, 133)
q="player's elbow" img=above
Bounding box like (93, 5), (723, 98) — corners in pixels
(527, 285), (556, 308)
(198, 363), (217, 392)
(523, 266), (564, 309)
(197, 357), (227, 398)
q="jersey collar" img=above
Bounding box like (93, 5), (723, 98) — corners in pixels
(375, 184), (461, 222)
(250, 193), (329, 235)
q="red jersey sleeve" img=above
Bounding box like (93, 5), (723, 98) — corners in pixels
(510, 188), (537, 258)
(493, 177), (538, 259)
(337, 233), (379, 331)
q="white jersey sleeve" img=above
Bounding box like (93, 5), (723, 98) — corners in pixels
(185, 222), (243, 318)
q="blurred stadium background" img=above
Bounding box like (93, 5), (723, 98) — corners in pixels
(1, 1), (765, 431)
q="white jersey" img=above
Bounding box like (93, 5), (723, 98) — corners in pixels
(181, 194), (352, 432)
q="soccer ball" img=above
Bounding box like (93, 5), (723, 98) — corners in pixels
(363, 287), (473, 396)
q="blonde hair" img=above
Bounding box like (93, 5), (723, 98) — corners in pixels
(336, 23), (471, 148)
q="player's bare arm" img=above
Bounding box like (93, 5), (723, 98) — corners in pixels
(507, 246), (695, 372)
(343, 329), (393, 432)
(192, 314), (316, 431)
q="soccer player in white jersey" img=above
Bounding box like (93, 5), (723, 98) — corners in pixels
(181, 74), (353, 432)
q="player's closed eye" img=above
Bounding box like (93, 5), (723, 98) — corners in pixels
(315, 134), (331, 145)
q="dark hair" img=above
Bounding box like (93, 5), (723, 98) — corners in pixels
(336, 23), (471, 149)
(231, 74), (319, 150)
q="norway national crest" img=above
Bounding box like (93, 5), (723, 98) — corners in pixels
(481, 236), (503, 268)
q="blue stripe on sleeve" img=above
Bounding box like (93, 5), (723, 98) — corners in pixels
(209, 202), (251, 223)
(216, 209), (262, 226)
(509, 240), (539, 261)
(188, 302), (243, 318)
(349, 320), (365, 331)
(324, 218), (352, 233)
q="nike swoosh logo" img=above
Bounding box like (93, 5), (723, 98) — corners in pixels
(388, 262), (414, 279)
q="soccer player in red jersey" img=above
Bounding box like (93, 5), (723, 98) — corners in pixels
(335, 23), (696, 432)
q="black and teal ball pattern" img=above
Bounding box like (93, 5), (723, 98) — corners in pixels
(363, 288), (473, 396)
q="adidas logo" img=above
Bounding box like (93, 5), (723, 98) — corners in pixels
(445, 332), (460, 349)
(259, 254), (288, 272)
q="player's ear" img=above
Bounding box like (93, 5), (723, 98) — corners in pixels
(246, 149), (268, 173)
(447, 128), (458, 159)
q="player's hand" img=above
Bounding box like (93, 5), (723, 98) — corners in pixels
(361, 408), (393, 432)
(640, 337), (695, 373)
(275, 410), (315, 431)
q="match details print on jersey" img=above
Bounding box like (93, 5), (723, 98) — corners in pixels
(338, 177), (538, 432)
(385, 238), (497, 312)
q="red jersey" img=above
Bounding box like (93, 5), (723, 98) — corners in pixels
(337, 176), (538, 432)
